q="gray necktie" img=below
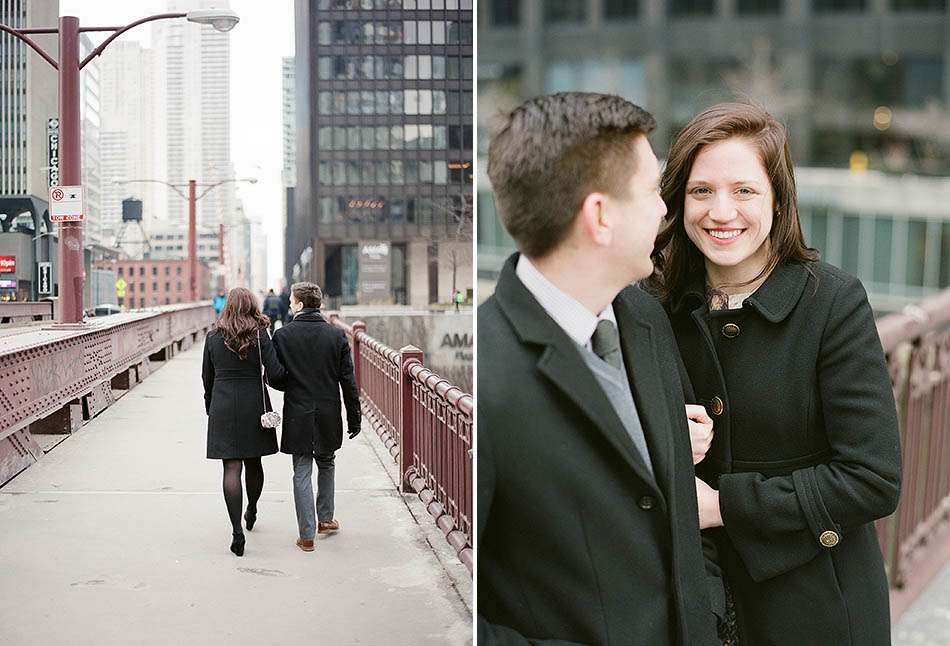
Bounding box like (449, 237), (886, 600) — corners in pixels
(591, 319), (622, 371)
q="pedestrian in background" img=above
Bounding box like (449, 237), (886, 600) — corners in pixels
(212, 289), (226, 317)
(279, 287), (291, 326)
(453, 290), (464, 312)
(272, 282), (361, 552)
(202, 287), (286, 557)
(262, 288), (281, 333)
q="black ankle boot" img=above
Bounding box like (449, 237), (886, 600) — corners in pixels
(245, 508), (257, 531)
(230, 532), (245, 557)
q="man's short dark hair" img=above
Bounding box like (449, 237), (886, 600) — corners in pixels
(291, 282), (323, 309)
(487, 92), (656, 259)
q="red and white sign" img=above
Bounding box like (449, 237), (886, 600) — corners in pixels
(0, 256), (15, 273)
(50, 185), (84, 222)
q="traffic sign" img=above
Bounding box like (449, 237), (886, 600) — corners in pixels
(38, 262), (52, 295)
(116, 277), (127, 298)
(49, 185), (84, 222)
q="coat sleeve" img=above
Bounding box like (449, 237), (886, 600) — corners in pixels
(717, 275), (902, 582)
(201, 334), (214, 415)
(339, 333), (361, 433)
(260, 329), (286, 391)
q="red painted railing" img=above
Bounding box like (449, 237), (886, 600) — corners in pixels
(875, 289), (950, 590)
(330, 314), (473, 573)
(0, 303), (216, 485)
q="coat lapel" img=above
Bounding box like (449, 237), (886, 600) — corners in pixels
(494, 254), (661, 493)
(613, 290), (674, 507)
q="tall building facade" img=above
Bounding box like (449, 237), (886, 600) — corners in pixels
(79, 34), (102, 245)
(478, 0), (950, 310)
(282, 56), (296, 290)
(153, 0), (235, 231)
(0, 1), (57, 200)
(293, 0), (474, 307)
(99, 41), (162, 243)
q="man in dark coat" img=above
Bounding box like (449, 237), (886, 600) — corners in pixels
(272, 281), (361, 552)
(278, 288), (291, 325)
(479, 92), (722, 644)
(262, 289), (281, 333)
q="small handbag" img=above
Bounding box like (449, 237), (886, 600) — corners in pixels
(257, 330), (281, 429)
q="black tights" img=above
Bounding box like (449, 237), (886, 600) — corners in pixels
(222, 458), (264, 535)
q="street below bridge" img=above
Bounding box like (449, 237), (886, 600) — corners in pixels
(0, 339), (471, 645)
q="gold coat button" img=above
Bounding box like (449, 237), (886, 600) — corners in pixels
(722, 323), (740, 338)
(710, 397), (724, 416)
(819, 530), (840, 548)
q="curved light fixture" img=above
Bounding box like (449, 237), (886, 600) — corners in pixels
(186, 9), (240, 32)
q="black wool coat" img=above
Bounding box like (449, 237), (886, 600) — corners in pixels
(271, 309), (361, 456)
(478, 254), (721, 646)
(665, 260), (902, 646)
(202, 328), (285, 459)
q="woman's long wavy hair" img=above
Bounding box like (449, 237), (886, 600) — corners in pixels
(214, 287), (269, 359)
(651, 102), (818, 305)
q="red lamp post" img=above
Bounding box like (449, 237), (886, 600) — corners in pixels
(0, 10), (239, 323)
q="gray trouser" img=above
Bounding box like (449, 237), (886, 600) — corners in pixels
(292, 452), (336, 540)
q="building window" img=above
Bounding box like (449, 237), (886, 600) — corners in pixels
(490, 0), (520, 25)
(891, 0), (945, 8)
(544, 0), (586, 23)
(176, 267), (182, 275)
(139, 267), (145, 276)
(139, 298), (145, 308)
(605, 0), (639, 19)
(117, 267), (124, 276)
(736, 0), (782, 13)
(177, 282), (182, 292)
(153, 282), (158, 291)
(164, 266), (170, 276)
(165, 282), (171, 291)
(668, 0), (716, 15)
(812, 0), (865, 11)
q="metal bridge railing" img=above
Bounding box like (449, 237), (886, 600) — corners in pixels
(876, 289), (950, 589)
(330, 313), (473, 573)
(0, 303), (216, 485)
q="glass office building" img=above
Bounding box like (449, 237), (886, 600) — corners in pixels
(293, 0), (474, 306)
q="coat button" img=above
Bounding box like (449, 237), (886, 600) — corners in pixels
(638, 496), (655, 511)
(710, 397), (724, 416)
(819, 530), (840, 548)
(722, 323), (740, 338)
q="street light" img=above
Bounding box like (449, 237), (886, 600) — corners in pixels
(116, 178), (257, 301)
(0, 10), (240, 325)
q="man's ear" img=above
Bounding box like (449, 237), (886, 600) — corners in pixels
(577, 192), (611, 247)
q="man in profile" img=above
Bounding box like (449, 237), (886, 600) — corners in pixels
(478, 93), (721, 644)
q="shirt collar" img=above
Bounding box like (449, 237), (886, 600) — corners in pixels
(515, 254), (616, 348)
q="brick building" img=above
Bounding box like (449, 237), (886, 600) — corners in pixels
(95, 259), (211, 309)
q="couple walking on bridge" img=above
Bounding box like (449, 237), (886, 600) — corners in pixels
(201, 282), (362, 557)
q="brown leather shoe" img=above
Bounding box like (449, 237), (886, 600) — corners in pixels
(295, 538), (314, 552)
(318, 520), (340, 534)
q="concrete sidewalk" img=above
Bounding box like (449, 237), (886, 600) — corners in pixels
(0, 341), (471, 645)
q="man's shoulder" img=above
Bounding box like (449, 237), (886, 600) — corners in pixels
(618, 283), (669, 324)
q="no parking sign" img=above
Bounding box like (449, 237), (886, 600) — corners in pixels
(49, 186), (84, 222)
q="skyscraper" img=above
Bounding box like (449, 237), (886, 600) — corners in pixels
(293, 0), (474, 307)
(79, 34), (102, 245)
(99, 40), (162, 244)
(0, 0), (58, 200)
(153, 0), (235, 231)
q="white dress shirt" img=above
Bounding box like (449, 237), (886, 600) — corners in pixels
(515, 255), (617, 350)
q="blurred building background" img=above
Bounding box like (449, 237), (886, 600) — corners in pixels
(478, 0), (950, 312)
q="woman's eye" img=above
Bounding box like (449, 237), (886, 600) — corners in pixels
(736, 187), (755, 196)
(689, 187), (710, 195)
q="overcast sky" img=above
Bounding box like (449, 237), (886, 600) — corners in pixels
(60, 0), (295, 288)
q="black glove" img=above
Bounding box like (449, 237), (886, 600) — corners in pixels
(347, 427), (361, 439)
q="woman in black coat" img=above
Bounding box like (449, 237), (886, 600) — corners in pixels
(651, 103), (902, 644)
(202, 287), (285, 556)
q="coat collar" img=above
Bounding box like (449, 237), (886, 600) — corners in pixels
(670, 260), (810, 323)
(494, 253), (668, 499)
(291, 308), (326, 323)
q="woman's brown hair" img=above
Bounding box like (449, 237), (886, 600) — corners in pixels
(651, 102), (817, 304)
(214, 287), (269, 359)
